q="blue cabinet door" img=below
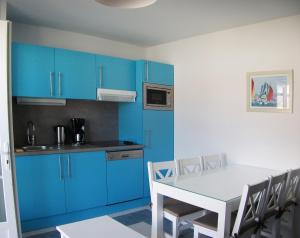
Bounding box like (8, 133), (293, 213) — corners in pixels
(12, 43), (55, 98)
(15, 154), (66, 221)
(107, 158), (143, 204)
(64, 151), (107, 212)
(143, 61), (174, 86)
(96, 55), (136, 91)
(143, 110), (174, 196)
(55, 49), (96, 99)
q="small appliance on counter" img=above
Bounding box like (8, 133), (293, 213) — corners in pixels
(54, 125), (66, 147)
(71, 118), (85, 146)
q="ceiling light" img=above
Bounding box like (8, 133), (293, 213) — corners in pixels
(95, 0), (157, 9)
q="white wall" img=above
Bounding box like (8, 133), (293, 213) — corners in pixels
(12, 23), (145, 59)
(147, 16), (300, 236)
(146, 15), (300, 170)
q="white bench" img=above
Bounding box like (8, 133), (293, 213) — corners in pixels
(56, 215), (146, 238)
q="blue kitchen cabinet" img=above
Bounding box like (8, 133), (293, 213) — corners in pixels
(15, 154), (66, 221)
(64, 151), (107, 212)
(140, 60), (174, 86)
(107, 157), (143, 204)
(16, 151), (107, 222)
(55, 49), (96, 100)
(119, 60), (174, 197)
(143, 110), (174, 196)
(12, 43), (55, 98)
(96, 55), (136, 91)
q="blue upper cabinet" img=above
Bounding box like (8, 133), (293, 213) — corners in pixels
(12, 43), (55, 98)
(141, 60), (174, 86)
(96, 55), (136, 91)
(15, 154), (66, 221)
(55, 49), (96, 100)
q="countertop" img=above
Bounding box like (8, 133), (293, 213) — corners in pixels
(14, 141), (144, 156)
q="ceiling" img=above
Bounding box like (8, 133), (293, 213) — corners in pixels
(7, 0), (300, 47)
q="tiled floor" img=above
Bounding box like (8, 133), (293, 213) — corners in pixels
(27, 209), (197, 238)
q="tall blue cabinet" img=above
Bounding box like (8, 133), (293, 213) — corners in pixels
(119, 60), (174, 197)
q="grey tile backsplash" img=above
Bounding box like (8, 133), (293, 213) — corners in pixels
(12, 98), (118, 147)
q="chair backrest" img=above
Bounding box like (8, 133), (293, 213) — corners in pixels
(202, 153), (225, 171)
(175, 157), (202, 175)
(147, 161), (176, 201)
(263, 172), (288, 217)
(231, 179), (269, 237)
(284, 168), (300, 205)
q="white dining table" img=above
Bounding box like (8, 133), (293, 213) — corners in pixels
(151, 164), (281, 238)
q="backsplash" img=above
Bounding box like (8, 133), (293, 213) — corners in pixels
(12, 98), (118, 147)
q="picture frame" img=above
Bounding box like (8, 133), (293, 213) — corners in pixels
(247, 70), (294, 113)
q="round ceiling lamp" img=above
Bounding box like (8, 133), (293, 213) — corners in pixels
(95, 0), (157, 9)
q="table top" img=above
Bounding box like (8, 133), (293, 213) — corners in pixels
(156, 164), (281, 202)
(56, 215), (146, 238)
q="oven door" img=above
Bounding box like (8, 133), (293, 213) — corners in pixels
(143, 83), (174, 110)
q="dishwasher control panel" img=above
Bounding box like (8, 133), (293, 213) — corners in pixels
(106, 150), (143, 161)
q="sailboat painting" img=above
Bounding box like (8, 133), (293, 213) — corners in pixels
(247, 70), (293, 112)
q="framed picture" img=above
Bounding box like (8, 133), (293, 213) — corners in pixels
(247, 70), (294, 113)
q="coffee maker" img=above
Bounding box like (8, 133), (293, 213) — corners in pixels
(71, 118), (85, 145)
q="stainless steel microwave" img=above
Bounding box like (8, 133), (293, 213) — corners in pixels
(143, 83), (174, 110)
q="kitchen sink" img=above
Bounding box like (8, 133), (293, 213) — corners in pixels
(22, 145), (49, 151)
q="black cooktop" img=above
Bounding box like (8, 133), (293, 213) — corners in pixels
(89, 140), (136, 147)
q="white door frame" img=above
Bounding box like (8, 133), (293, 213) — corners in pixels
(0, 19), (19, 238)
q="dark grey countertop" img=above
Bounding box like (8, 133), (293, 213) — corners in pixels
(14, 141), (144, 156)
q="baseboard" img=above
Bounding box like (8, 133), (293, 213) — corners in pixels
(110, 205), (150, 218)
(21, 197), (151, 233)
(22, 227), (56, 238)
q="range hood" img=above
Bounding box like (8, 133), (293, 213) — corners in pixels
(97, 88), (136, 102)
(17, 97), (66, 106)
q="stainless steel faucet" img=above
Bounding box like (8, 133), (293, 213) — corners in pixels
(27, 121), (36, 146)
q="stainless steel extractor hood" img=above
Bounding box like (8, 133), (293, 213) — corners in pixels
(17, 97), (66, 106)
(97, 88), (136, 102)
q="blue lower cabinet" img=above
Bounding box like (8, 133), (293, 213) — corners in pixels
(64, 152), (107, 212)
(107, 158), (143, 204)
(15, 154), (66, 221)
(16, 151), (107, 223)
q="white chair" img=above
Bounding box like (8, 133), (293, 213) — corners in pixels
(148, 161), (206, 238)
(202, 153), (226, 171)
(193, 179), (269, 238)
(175, 157), (202, 175)
(279, 168), (300, 237)
(260, 172), (288, 238)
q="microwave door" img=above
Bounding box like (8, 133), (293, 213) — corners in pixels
(147, 89), (167, 106)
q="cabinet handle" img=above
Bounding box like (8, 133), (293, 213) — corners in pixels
(67, 155), (71, 178)
(99, 65), (103, 88)
(58, 72), (62, 96)
(49, 72), (53, 96)
(59, 155), (64, 180)
(144, 130), (152, 148)
(145, 61), (149, 82)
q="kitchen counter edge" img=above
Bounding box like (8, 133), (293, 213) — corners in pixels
(14, 144), (144, 156)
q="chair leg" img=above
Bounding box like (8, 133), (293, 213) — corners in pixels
(172, 217), (180, 238)
(271, 219), (281, 238)
(193, 226), (199, 238)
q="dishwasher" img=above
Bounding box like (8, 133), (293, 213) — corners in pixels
(106, 150), (144, 205)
